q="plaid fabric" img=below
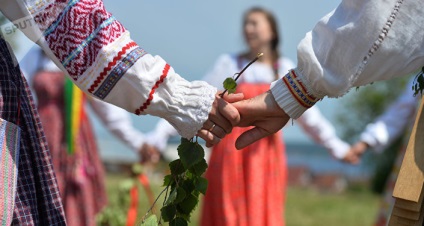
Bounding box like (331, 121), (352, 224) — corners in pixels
(0, 118), (21, 226)
(0, 38), (66, 225)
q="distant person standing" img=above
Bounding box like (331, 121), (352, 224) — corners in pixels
(342, 77), (419, 226)
(147, 7), (349, 226)
(20, 47), (160, 226)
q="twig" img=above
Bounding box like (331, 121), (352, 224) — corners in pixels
(220, 53), (263, 97)
(141, 183), (171, 223)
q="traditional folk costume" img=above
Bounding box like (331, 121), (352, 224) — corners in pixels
(0, 0), (216, 225)
(148, 54), (350, 226)
(18, 47), (148, 226)
(267, 0), (424, 224)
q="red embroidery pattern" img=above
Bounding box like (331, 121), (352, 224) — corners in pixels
(88, 41), (137, 93)
(44, 0), (126, 80)
(135, 64), (171, 115)
(282, 70), (318, 108)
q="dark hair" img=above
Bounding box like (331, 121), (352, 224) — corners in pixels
(243, 7), (281, 74)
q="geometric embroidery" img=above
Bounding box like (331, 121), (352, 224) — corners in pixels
(94, 47), (147, 99)
(282, 70), (319, 108)
(43, 0), (126, 80)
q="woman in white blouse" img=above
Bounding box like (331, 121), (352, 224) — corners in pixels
(147, 7), (349, 226)
(342, 77), (419, 225)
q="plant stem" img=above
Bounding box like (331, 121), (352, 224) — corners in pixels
(220, 53), (263, 97)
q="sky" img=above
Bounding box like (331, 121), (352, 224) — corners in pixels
(11, 0), (350, 151)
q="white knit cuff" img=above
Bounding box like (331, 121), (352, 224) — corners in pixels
(270, 78), (308, 119)
(270, 70), (321, 119)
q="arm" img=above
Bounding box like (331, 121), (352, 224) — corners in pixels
(88, 97), (145, 152)
(2, 0), (221, 140)
(145, 119), (179, 152)
(234, 0), (424, 149)
(359, 78), (418, 152)
(297, 106), (349, 159)
(271, 0), (424, 119)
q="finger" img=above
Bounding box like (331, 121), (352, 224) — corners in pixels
(217, 98), (240, 127)
(221, 92), (245, 103)
(202, 120), (227, 139)
(235, 127), (270, 150)
(198, 129), (222, 146)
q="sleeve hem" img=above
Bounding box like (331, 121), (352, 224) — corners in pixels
(270, 77), (309, 119)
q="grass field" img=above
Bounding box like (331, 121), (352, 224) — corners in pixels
(100, 173), (380, 226)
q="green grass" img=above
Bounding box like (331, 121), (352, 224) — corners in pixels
(100, 173), (380, 226)
(285, 188), (379, 226)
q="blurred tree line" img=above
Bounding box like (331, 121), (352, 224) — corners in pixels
(337, 76), (413, 193)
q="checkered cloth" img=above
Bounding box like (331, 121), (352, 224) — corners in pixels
(0, 38), (66, 225)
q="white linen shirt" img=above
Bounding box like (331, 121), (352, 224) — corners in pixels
(271, 0), (424, 119)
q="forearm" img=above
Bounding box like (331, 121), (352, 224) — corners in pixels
(4, 0), (216, 139)
(271, 0), (424, 119)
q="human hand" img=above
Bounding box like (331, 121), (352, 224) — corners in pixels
(198, 92), (244, 147)
(342, 141), (369, 165)
(232, 90), (290, 149)
(139, 143), (161, 164)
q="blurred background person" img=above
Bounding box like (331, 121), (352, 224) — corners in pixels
(343, 77), (420, 226)
(146, 7), (350, 226)
(19, 47), (160, 226)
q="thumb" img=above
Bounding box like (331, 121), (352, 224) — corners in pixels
(235, 127), (270, 150)
(221, 92), (244, 103)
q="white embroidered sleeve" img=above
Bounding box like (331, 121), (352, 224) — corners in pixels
(297, 106), (350, 159)
(271, 0), (424, 119)
(1, 0), (216, 139)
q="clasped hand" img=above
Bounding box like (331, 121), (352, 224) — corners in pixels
(199, 91), (290, 149)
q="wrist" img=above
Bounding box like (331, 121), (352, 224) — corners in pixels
(270, 69), (321, 119)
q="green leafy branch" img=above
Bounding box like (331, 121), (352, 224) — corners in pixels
(140, 53), (263, 226)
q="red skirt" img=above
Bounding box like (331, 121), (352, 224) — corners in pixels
(200, 83), (287, 226)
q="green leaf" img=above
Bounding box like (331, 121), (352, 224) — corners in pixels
(169, 159), (185, 175)
(165, 188), (178, 206)
(181, 178), (195, 194)
(163, 175), (173, 187)
(177, 194), (198, 215)
(195, 177), (208, 195)
(189, 159), (208, 176)
(170, 217), (188, 226)
(174, 187), (187, 204)
(161, 205), (176, 222)
(177, 138), (204, 170)
(141, 215), (158, 226)
(223, 77), (237, 94)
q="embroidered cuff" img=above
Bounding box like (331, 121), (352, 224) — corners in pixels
(270, 70), (320, 119)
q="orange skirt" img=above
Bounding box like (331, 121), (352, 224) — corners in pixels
(200, 83), (287, 226)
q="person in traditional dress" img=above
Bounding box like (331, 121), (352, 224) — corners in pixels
(232, 1), (424, 152)
(0, 1), (240, 225)
(147, 7), (350, 226)
(18, 46), (161, 226)
(339, 77), (420, 225)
